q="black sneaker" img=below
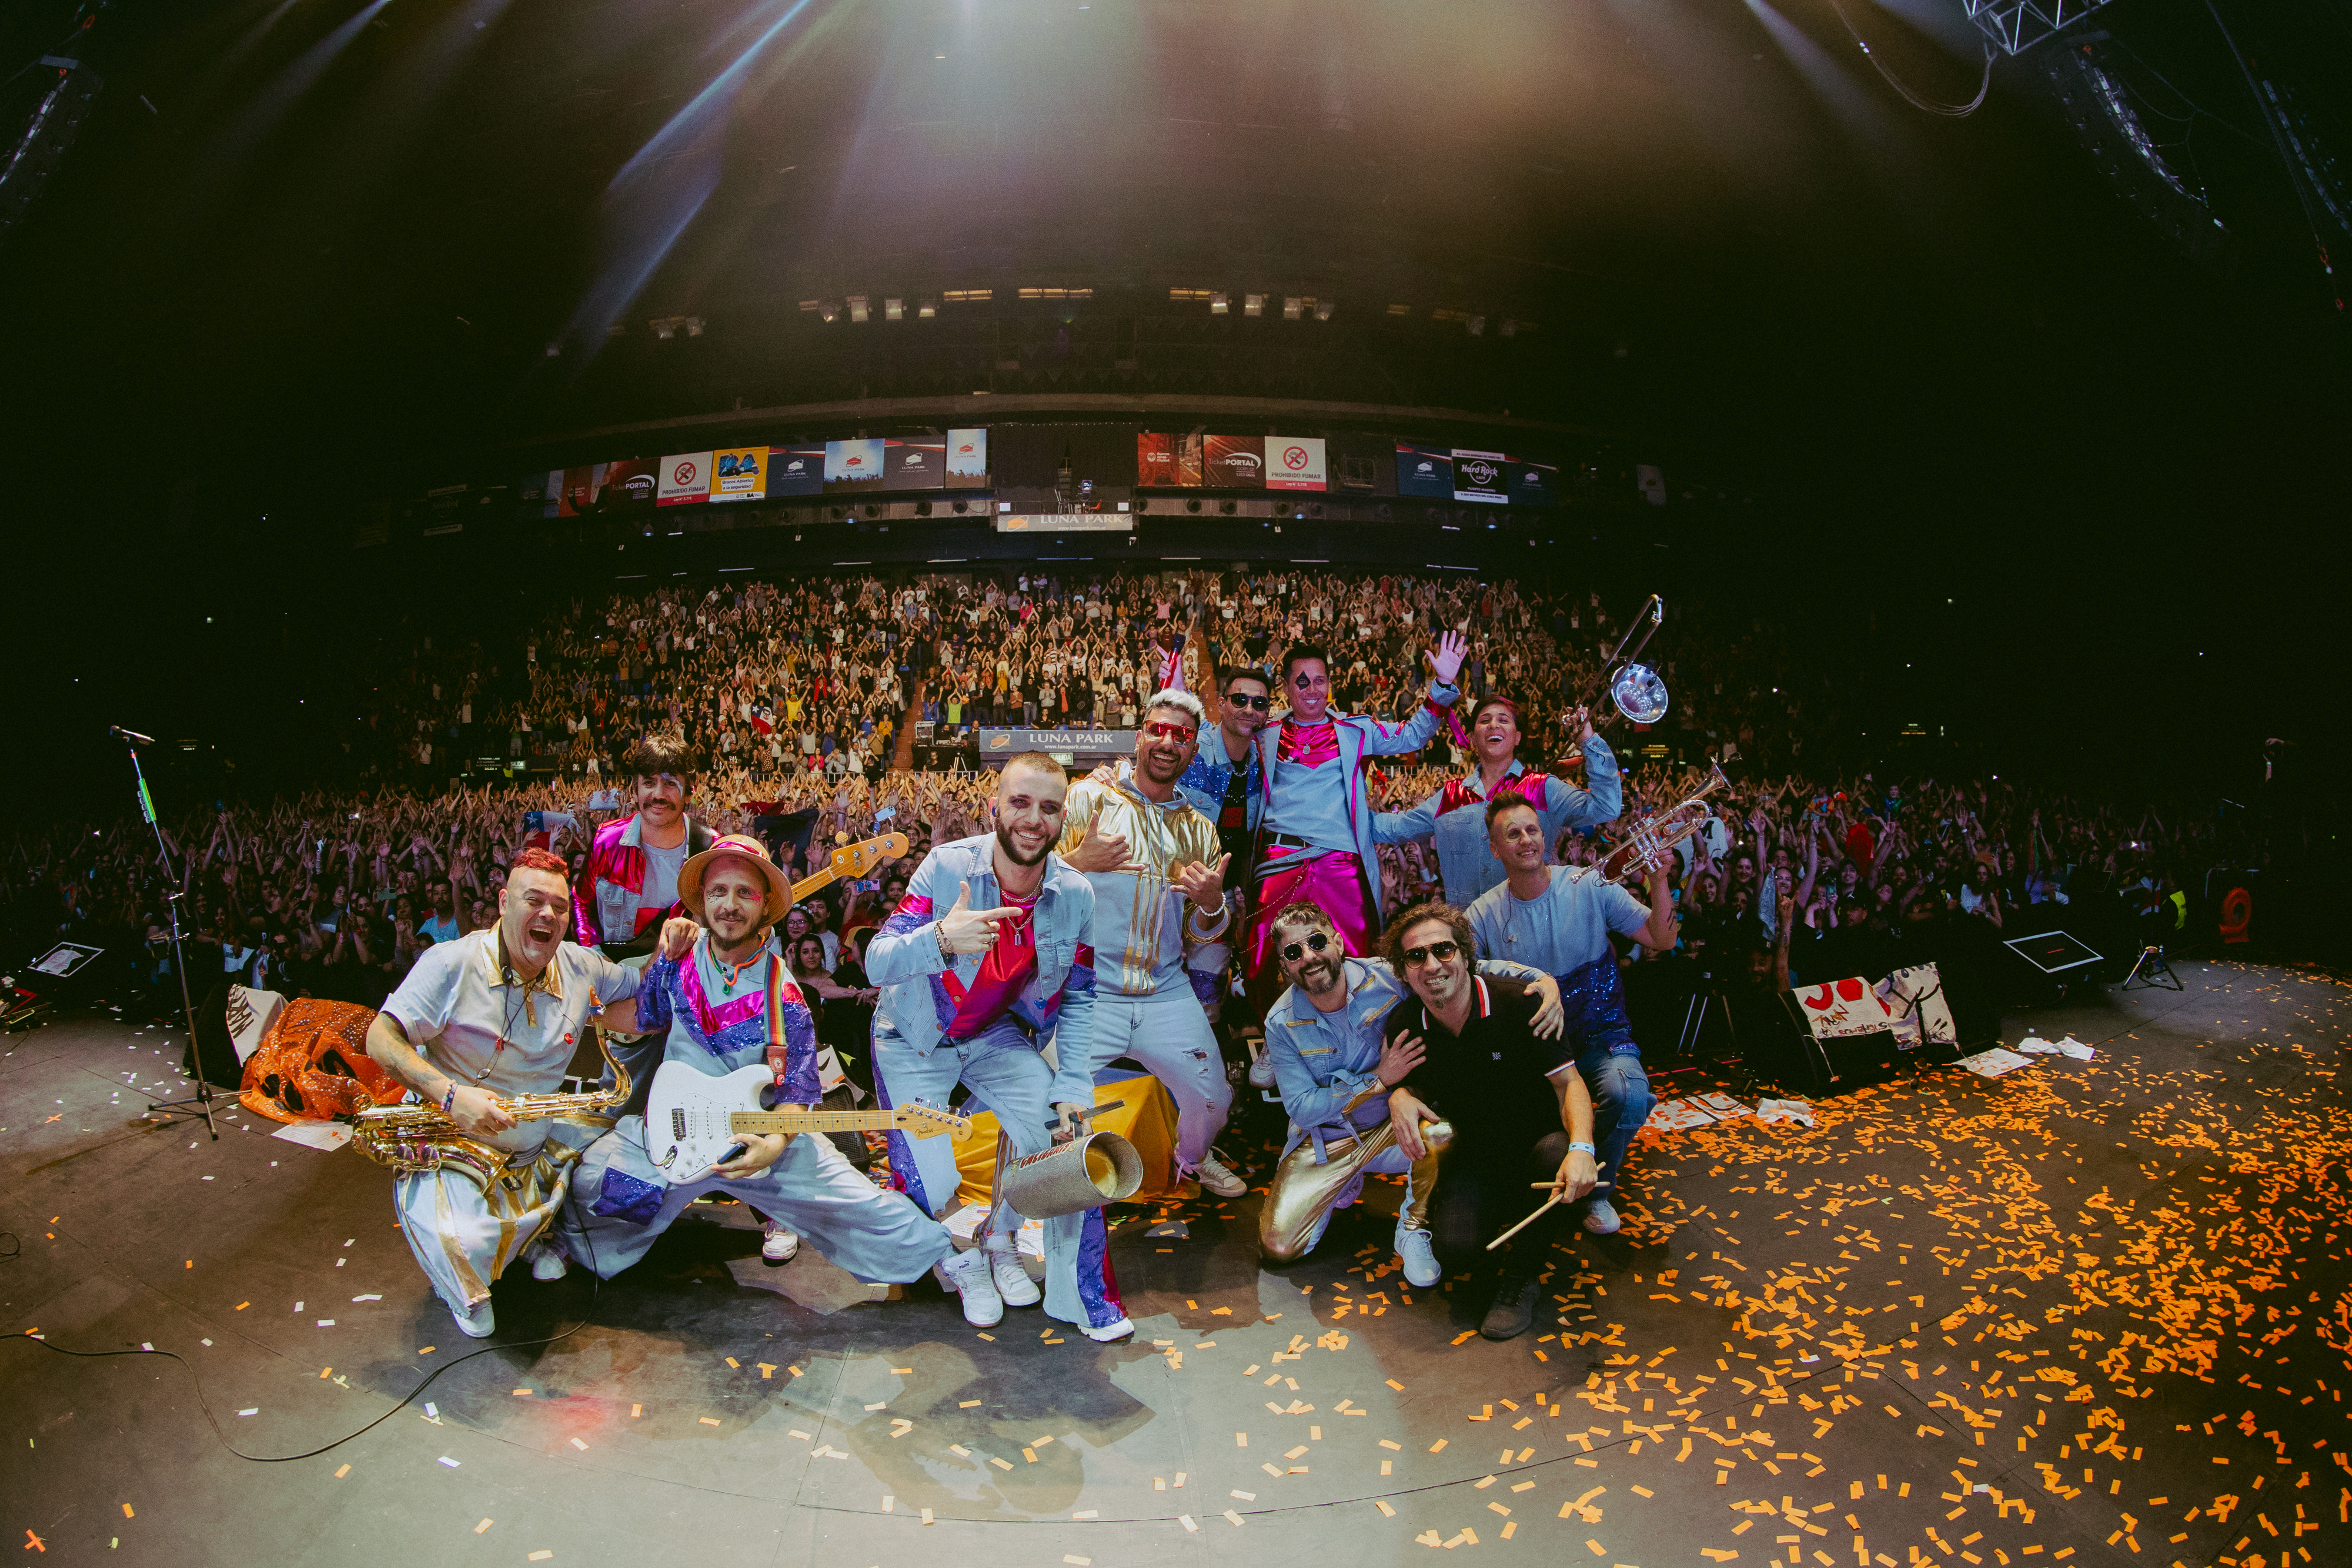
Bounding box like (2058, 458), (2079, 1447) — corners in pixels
(1480, 1266), (1544, 1340)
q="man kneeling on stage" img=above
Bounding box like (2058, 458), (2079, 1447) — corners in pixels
(1379, 901), (1598, 1341)
(557, 835), (1001, 1324)
(367, 848), (655, 1339)
(1257, 900), (1562, 1286)
(1465, 795), (1677, 1236)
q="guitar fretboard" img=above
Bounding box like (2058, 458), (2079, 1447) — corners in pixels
(729, 1111), (963, 1138)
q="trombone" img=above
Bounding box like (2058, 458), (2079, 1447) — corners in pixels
(1590, 593), (1669, 727)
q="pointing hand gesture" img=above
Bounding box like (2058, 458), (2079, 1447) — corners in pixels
(937, 880), (1023, 955)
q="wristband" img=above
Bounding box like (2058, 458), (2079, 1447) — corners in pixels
(440, 1081), (457, 1116)
(1569, 1140), (1595, 1154)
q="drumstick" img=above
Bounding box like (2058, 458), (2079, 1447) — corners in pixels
(1486, 1191), (1564, 1251)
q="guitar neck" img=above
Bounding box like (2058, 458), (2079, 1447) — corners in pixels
(730, 1109), (940, 1135)
(789, 866), (842, 902)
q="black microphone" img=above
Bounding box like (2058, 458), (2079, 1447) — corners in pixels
(111, 725), (158, 745)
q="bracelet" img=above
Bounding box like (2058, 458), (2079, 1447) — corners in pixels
(1569, 1140), (1595, 1154)
(935, 922), (953, 961)
(440, 1081), (457, 1115)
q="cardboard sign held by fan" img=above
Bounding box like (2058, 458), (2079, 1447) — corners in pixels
(1791, 963), (1956, 1052)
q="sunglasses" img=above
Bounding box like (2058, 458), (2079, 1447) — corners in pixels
(1142, 720), (1198, 743)
(1401, 938), (1461, 968)
(1278, 931), (1333, 962)
(1224, 693), (1270, 710)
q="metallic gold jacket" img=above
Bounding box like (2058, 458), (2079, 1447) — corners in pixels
(1058, 762), (1231, 998)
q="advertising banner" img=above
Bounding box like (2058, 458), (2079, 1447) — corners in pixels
(770, 445), (824, 497)
(597, 458), (657, 511)
(519, 470), (562, 519)
(886, 438), (946, 490)
(1395, 444), (1452, 499)
(1506, 458), (1558, 508)
(711, 446), (768, 502)
(555, 464), (599, 518)
(945, 428), (990, 488)
(995, 513), (1134, 533)
(1137, 432), (1206, 488)
(978, 728), (1135, 764)
(658, 452), (713, 506)
(1136, 432), (1175, 486)
(824, 438), (886, 493)
(1266, 436), (1327, 492)
(1452, 449), (1509, 504)
(1202, 434), (1265, 489)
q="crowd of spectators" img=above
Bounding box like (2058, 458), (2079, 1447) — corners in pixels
(2, 567), (2263, 1028)
(339, 568), (1845, 788)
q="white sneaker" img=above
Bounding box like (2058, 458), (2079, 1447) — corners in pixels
(1394, 1223), (1441, 1288)
(529, 1243), (569, 1282)
(451, 1298), (496, 1339)
(937, 1247), (1004, 1328)
(982, 1242), (1042, 1307)
(1080, 1316), (1135, 1343)
(1247, 1052), (1277, 1089)
(1582, 1196), (1622, 1235)
(761, 1222), (801, 1265)
(1191, 1149), (1248, 1198)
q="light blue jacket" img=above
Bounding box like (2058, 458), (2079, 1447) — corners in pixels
(867, 832), (1101, 1108)
(1251, 684), (1458, 923)
(1372, 738), (1624, 907)
(1265, 954), (1545, 1156)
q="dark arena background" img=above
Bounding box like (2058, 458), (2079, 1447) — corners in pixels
(2, 3), (2348, 1568)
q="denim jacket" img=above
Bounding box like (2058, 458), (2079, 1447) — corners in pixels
(1265, 954), (1546, 1156)
(1372, 737), (1623, 907)
(866, 831), (1101, 1107)
(1175, 735), (1262, 832)
(1251, 684), (1457, 924)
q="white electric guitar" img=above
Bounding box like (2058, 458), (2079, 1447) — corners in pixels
(644, 1059), (971, 1179)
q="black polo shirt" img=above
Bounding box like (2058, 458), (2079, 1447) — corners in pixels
(1383, 976), (1575, 1165)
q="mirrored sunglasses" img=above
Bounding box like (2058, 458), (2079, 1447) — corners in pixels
(1278, 931), (1333, 963)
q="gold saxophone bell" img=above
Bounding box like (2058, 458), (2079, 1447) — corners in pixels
(346, 1028), (632, 1195)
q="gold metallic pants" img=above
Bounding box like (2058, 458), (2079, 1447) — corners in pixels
(1258, 1119), (1453, 1262)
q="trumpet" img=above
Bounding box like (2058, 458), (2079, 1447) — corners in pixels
(1596, 762), (1732, 885)
(346, 1031), (632, 1194)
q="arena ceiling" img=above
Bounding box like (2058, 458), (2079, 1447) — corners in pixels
(0, 0), (2344, 522)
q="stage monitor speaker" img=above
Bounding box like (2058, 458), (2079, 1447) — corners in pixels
(1739, 996), (1908, 1100)
(185, 982), (240, 1089)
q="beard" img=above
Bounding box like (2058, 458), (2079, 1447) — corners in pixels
(1297, 952), (1344, 994)
(995, 821), (1054, 868)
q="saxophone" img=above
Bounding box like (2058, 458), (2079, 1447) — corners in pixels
(346, 1029), (632, 1194)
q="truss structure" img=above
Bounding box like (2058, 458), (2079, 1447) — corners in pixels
(1962, 0), (2121, 55)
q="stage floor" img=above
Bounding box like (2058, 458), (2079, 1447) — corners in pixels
(4, 959), (2348, 1568)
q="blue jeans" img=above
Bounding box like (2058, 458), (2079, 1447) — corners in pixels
(871, 1017), (1125, 1332)
(1553, 955), (1649, 1196)
(1575, 1049), (1653, 1197)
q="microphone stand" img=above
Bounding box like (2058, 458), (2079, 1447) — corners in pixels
(113, 727), (219, 1139)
